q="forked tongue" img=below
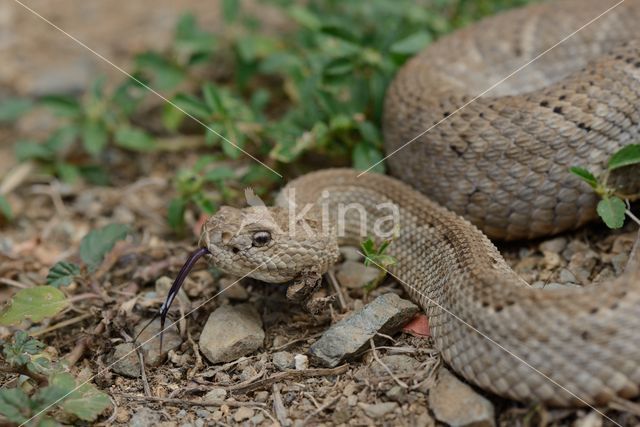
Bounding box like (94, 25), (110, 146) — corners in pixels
(136, 247), (210, 355)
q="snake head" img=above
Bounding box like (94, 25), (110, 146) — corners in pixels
(201, 205), (340, 283)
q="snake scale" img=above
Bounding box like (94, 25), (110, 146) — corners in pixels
(170, 0), (640, 407)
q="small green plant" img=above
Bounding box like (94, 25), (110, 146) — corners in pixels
(570, 144), (640, 229)
(360, 237), (397, 291)
(0, 223), (129, 326)
(0, 225), (127, 424)
(0, 332), (110, 425)
(0, 194), (12, 223)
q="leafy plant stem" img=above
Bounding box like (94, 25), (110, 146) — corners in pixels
(0, 363), (48, 387)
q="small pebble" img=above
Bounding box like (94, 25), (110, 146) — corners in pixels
(358, 402), (398, 419)
(559, 268), (576, 283)
(294, 354), (309, 370)
(234, 407), (254, 422)
(429, 367), (495, 427)
(386, 385), (407, 403)
(347, 394), (358, 406)
(272, 351), (295, 371)
(539, 237), (567, 254)
(336, 260), (379, 289)
(199, 304), (265, 364)
(204, 388), (227, 402)
(254, 391), (269, 402)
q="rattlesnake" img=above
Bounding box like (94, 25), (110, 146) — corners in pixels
(168, 0), (640, 407)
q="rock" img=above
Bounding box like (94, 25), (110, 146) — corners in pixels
(110, 343), (140, 378)
(574, 411), (603, 427)
(219, 277), (250, 301)
(294, 354), (309, 370)
(559, 268), (577, 283)
(135, 318), (182, 366)
(130, 407), (162, 427)
(358, 402), (398, 419)
(203, 388), (227, 402)
(539, 237), (567, 254)
(199, 304), (265, 364)
(234, 406), (254, 422)
(611, 253), (628, 275)
(428, 368), (495, 427)
(340, 246), (364, 261)
(255, 391), (269, 402)
(336, 260), (380, 289)
(385, 385), (407, 403)
(309, 293), (419, 367)
(370, 354), (420, 377)
(272, 351), (295, 371)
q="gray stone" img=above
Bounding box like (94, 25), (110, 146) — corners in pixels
(309, 293), (419, 367)
(203, 388), (227, 402)
(199, 304), (265, 364)
(559, 268), (577, 283)
(110, 343), (140, 378)
(135, 318), (182, 366)
(336, 260), (380, 289)
(539, 237), (567, 254)
(294, 354), (309, 370)
(340, 246), (363, 261)
(428, 368), (495, 427)
(358, 402), (398, 419)
(234, 406), (254, 422)
(130, 407), (161, 427)
(272, 351), (295, 371)
(385, 385), (407, 403)
(370, 354), (420, 377)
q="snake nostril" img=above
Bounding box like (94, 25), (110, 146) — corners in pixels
(232, 247), (240, 254)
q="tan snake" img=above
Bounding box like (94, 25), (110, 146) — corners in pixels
(165, 0), (640, 407)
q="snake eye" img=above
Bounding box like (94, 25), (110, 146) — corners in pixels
(251, 231), (271, 247)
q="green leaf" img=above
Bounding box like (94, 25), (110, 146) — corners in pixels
(114, 126), (155, 151)
(79, 224), (129, 271)
(288, 6), (321, 30)
(204, 166), (236, 182)
(40, 95), (82, 118)
(50, 373), (110, 422)
(55, 162), (81, 184)
(0, 195), (12, 221)
(0, 97), (33, 123)
(171, 93), (211, 120)
(222, 0), (240, 22)
(569, 166), (598, 189)
(175, 13), (216, 55)
(322, 57), (355, 80)
(81, 120), (108, 157)
(135, 52), (185, 91)
(352, 142), (385, 173)
(162, 104), (186, 132)
(390, 31), (432, 55)
(2, 331), (45, 367)
(167, 197), (187, 230)
(14, 140), (52, 162)
(0, 286), (68, 326)
(608, 144), (640, 171)
(46, 262), (81, 288)
(597, 196), (626, 229)
(0, 387), (30, 423)
(202, 83), (224, 113)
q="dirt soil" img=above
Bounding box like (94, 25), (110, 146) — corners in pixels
(1, 1), (640, 427)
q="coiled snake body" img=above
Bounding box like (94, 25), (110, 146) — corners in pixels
(200, 0), (640, 407)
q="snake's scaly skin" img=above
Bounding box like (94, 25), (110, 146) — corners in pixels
(385, 0), (640, 240)
(201, 0), (640, 407)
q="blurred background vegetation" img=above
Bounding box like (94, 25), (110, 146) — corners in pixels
(0, 0), (534, 231)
